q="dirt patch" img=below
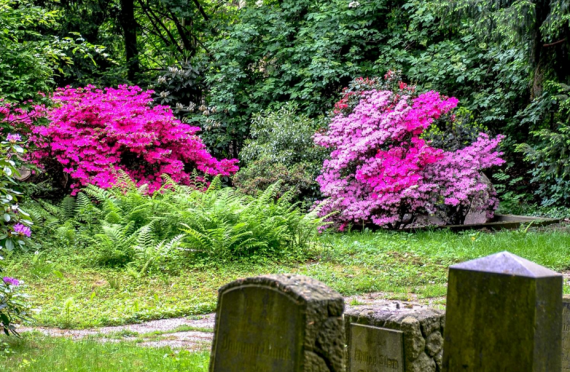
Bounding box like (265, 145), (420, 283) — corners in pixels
(20, 314), (216, 351)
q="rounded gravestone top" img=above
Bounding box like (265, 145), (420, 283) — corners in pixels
(218, 274), (344, 304)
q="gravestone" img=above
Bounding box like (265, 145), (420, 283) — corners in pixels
(209, 274), (345, 372)
(348, 324), (403, 372)
(563, 295), (570, 371)
(442, 251), (562, 372)
(345, 302), (444, 372)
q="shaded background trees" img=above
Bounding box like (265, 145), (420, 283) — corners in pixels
(2, 0), (570, 208)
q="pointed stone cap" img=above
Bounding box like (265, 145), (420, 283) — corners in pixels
(450, 251), (561, 278)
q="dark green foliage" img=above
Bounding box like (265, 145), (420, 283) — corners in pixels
(151, 60), (205, 116)
(423, 108), (489, 152)
(234, 103), (325, 204)
(516, 82), (570, 206)
(203, 0), (532, 154)
(0, 0), (108, 102)
(0, 278), (32, 337)
(205, 0), (396, 153)
(233, 159), (315, 205)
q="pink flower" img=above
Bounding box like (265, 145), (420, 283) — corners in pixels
(315, 77), (504, 229)
(6, 133), (22, 143)
(21, 85), (239, 194)
(13, 223), (32, 237)
(3, 277), (20, 286)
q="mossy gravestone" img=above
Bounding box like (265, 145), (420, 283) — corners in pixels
(442, 251), (562, 372)
(209, 275), (345, 372)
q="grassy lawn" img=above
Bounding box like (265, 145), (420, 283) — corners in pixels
(7, 227), (570, 329)
(0, 332), (209, 372)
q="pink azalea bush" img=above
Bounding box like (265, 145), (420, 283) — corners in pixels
(28, 85), (238, 193)
(315, 75), (505, 229)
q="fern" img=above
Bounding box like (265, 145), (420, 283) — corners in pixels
(29, 174), (324, 266)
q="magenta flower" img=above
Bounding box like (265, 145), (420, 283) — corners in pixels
(3, 277), (20, 286)
(6, 133), (22, 143)
(27, 85), (239, 195)
(314, 78), (505, 229)
(12, 223), (32, 238)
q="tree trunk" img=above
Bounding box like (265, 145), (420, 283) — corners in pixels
(120, 0), (139, 81)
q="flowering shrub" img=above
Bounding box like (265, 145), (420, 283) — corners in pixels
(0, 276), (31, 336)
(0, 135), (32, 253)
(315, 75), (505, 229)
(31, 85), (238, 193)
(0, 134), (32, 337)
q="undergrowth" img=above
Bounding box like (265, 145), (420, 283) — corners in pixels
(24, 174), (325, 274)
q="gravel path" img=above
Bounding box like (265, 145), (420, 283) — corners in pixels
(20, 293), (444, 351)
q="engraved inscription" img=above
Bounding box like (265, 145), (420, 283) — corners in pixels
(354, 349), (399, 369)
(349, 324), (404, 372)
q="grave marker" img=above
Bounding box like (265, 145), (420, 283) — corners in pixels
(442, 251), (562, 372)
(209, 274), (345, 372)
(345, 304), (444, 372)
(348, 324), (404, 372)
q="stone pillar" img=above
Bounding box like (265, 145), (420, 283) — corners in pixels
(209, 274), (345, 372)
(442, 251), (562, 372)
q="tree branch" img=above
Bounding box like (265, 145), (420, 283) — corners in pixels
(191, 0), (209, 21)
(544, 38), (567, 47)
(137, 0), (184, 55)
(169, 11), (195, 56)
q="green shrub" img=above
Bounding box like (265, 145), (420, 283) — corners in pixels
(0, 277), (31, 336)
(236, 104), (326, 204)
(0, 137), (32, 255)
(240, 103), (326, 169)
(0, 135), (33, 340)
(28, 174), (325, 270)
(233, 159), (316, 205)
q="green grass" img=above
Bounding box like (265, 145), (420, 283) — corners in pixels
(7, 226), (570, 328)
(0, 332), (209, 372)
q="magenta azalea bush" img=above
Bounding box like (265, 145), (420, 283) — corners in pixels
(30, 85), (238, 193)
(315, 79), (505, 230)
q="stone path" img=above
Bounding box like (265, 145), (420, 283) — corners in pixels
(20, 292), (445, 351)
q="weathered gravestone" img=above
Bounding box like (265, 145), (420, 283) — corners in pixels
(442, 251), (562, 372)
(345, 303), (444, 372)
(349, 324), (403, 372)
(209, 274), (345, 372)
(562, 295), (570, 371)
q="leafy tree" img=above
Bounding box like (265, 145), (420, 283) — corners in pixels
(449, 0), (570, 95)
(0, 0), (108, 101)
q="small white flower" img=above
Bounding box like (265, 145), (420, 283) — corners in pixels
(255, 0), (263, 6)
(348, 1), (360, 7)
